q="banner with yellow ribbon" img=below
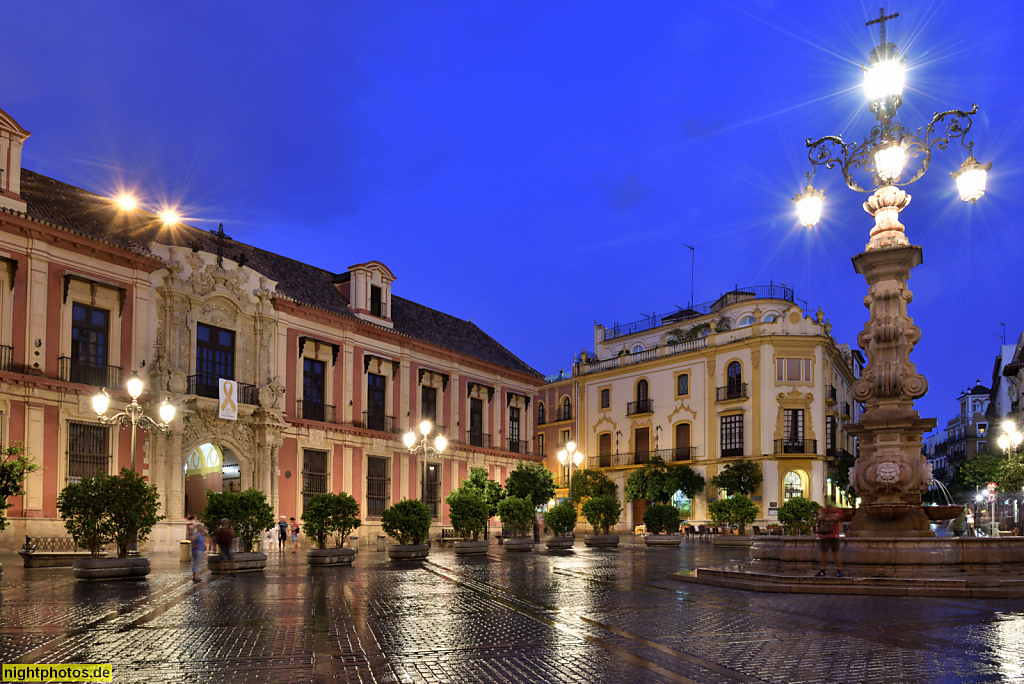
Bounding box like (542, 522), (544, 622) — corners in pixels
(219, 378), (238, 420)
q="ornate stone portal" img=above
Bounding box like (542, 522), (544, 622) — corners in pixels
(845, 185), (938, 537)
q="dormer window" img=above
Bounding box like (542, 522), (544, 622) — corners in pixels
(346, 261), (395, 328)
(370, 285), (383, 317)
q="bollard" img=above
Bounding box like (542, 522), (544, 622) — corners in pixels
(376, 534), (386, 552)
(179, 540), (192, 562)
(348, 534), (359, 551)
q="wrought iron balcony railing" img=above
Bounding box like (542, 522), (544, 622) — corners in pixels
(842, 402), (851, 417)
(296, 400), (338, 424)
(827, 385), (837, 402)
(576, 338), (707, 376)
(547, 406), (573, 423)
(626, 399), (653, 416)
(60, 357), (123, 388)
(506, 439), (531, 455)
(658, 446), (696, 462)
(774, 439), (817, 454)
(716, 383), (748, 401)
(187, 374), (258, 404)
(720, 445), (744, 458)
(359, 411), (399, 434)
(467, 430), (492, 449)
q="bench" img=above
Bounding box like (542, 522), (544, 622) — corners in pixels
(436, 528), (463, 547)
(19, 535), (107, 568)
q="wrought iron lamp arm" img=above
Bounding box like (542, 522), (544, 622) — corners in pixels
(407, 436), (443, 460)
(96, 400), (171, 433)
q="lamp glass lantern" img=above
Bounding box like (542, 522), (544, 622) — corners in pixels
(864, 58), (905, 103)
(792, 183), (825, 227)
(874, 141), (907, 183)
(91, 388), (111, 416)
(952, 156), (992, 204)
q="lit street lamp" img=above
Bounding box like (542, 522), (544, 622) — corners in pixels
(557, 441), (584, 500)
(92, 371), (176, 472)
(403, 420), (447, 458)
(790, 8), (992, 537)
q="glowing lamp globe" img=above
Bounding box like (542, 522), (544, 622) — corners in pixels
(874, 142), (906, 183)
(403, 431), (416, 449)
(419, 420), (432, 437)
(864, 58), (905, 103)
(91, 388), (111, 416)
(159, 400), (176, 425)
(566, 441), (576, 454)
(434, 435), (447, 453)
(952, 156), (992, 204)
(126, 372), (144, 399)
(792, 184), (825, 227)
(999, 433), (1011, 451)
(1002, 420), (1016, 435)
(556, 449), (567, 465)
(572, 451), (584, 466)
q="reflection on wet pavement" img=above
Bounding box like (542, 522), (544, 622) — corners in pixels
(1, 539), (1021, 682)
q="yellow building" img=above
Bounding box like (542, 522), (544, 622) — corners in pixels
(569, 286), (861, 531)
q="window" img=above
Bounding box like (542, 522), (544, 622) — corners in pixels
(562, 396), (572, 421)
(560, 428), (571, 446)
(421, 386), (437, 425)
(469, 397), (484, 447)
(370, 285), (383, 317)
(67, 422), (110, 483)
(826, 415), (837, 455)
(634, 427), (650, 464)
(977, 422), (987, 437)
(674, 423), (691, 460)
(677, 374), (689, 396)
(784, 470), (804, 499)
(739, 315), (756, 327)
(782, 409), (805, 451)
(196, 323), (235, 397)
(302, 358), (326, 421)
(508, 407), (521, 452)
(366, 372), (386, 431)
(70, 303), (110, 385)
(762, 314), (778, 323)
(366, 456), (390, 518)
(637, 379), (648, 402)
(631, 344), (644, 353)
(302, 449), (329, 509)
(600, 389), (610, 409)
(726, 361), (743, 398)
(776, 358), (812, 383)
(537, 433), (545, 456)
(721, 414), (743, 458)
(422, 461), (441, 518)
(599, 433), (612, 467)
(538, 402), (546, 425)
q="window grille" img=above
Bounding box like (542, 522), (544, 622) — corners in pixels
(302, 449), (330, 509)
(720, 414), (744, 458)
(366, 456), (390, 518)
(421, 462), (441, 518)
(67, 422), (110, 483)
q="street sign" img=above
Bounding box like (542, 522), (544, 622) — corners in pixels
(986, 482), (998, 492)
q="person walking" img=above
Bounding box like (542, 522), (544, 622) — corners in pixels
(277, 516), (288, 551)
(815, 503), (844, 577)
(290, 516), (300, 553)
(966, 508), (975, 536)
(214, 518), (236, 576)
(189, 522), (207, 583)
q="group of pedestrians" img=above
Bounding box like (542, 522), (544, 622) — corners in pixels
(185, 513), (301, 581)
(276, 515), (300, 552)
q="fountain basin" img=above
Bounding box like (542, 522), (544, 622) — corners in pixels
(923, 505), (964, 521)
(862, 503), (915, 521)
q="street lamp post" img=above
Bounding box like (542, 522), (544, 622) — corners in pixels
(92, 371), (177, 472)
(791, 8), (991, 537)
(994, 421), (1023, 536)
(556, 441), (584, 501)
(403, 420), (448, 459)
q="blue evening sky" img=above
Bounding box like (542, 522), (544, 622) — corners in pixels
(3, 1), (1023, 425)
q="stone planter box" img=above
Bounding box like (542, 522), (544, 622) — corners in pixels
(387, 543), (430, 561)
(584, 534), (620, 548)
(502, 537), (535, 551)
(453, 540), (489, 555)
(306, 548), (356, 566)
(21, 551), (107, 568)
(208, 552), (268, 573)
(712, 535), (753, 548)
(546, 536), (575, 549)
(645, 535), (682, 547)
(73, 556), (151, 581)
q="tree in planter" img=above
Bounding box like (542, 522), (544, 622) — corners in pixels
(708, 494), (759, 535)
(505, 461), (556, 540)
(446, 486), (489, 541)
(105, 468), (164, 558)
(465, 466), (505, 538)
(301, 492), (362, 549)
(496, 495), (535, 539)
(569, 469), (616, 504)
(625, 456), (706, 505)
(777, 497), (820, 536)
(0, 442), (38, 532)
(202, 488), (275, 552)
(643, 503), (681, 535)
(57, 473), (112, 558)
(543, 500), (577, 537)
(710, 459), (763, 497)
(381, 498), (432, 546)
(581, 494), (622, 535)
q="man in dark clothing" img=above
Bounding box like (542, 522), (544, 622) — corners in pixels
(214, 518), (236, 577)
(277, 516), (288, 551)
(815, 504), (844, 577)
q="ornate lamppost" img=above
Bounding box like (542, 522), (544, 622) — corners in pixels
(403, 420), (447, 458)
(557, 441), (583, 500)
(92, 372), (177, 472)
(792, 8), (991, 537)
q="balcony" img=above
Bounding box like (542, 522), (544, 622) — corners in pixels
(626, 399), (653, 416)
(720, 445), (744, 458)
(467, 430), (492, 449)
(774, 439), (817, 454)
(358, 411), (399, 434)
(716, 383), (748, 401)
(658, 446), (696, 462)
(187, 374), (258, 404)
(842, 402), (851, 417)
(0, 344), (12, 372)
(506, 438), (531, 455)
(827, 385), (837, 403)
(296, 400), (338, 424)
(60, 357), (122, 388)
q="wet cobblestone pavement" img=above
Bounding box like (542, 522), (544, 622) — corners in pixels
(2, 539), (1024, 683)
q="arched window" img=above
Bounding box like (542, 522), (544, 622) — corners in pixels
(784, 470), (805, 499)
(761, 313), (777, 323)
(739, 315), (756, 327)
(631, 344), (644, 354)
(637, 379), (648, 402)
(727, 361), (742, 390)
(562, 396), (572, 421)
(538, 402), (545, 425)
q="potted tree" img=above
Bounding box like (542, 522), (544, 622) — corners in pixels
(624, 457), (704, 547)
(504, 461), (555, 542)
(303, 492), (361, 565)
(1, 442), (38, 574)
(543, 500), (577, 549)
(643, 504), (682, 547)
(464, 466), (505, 540)
(446, 485), (490, 555)
(708, 494), (759, 544)
(581, 494), (622, 547)
(202, 488), (275, 573)
(777, 497), (821, 536)
(497, 496), (536, 551)
(59, 468), (163, 580)
(381, 498), (432, 560)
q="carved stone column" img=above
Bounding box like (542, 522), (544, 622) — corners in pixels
(846, 240), (937, 537)
(164, 427), (185, 520)
(270, 443), (280, 514)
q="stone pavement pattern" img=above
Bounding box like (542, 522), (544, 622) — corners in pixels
(1, 540), (1023, 683)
